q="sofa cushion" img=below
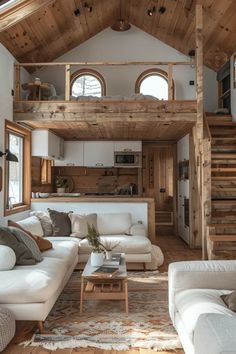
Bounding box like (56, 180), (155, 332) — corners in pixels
(42, 239), (78, 268)
(175, 288), (233, 340)
(78, 235), (152, 254)
(97, 213), (132, 235)
(8, 220), (52, 252)
(16, 216), (44, 237)
(30, 211), (53, 237)
(48, 209), (71, 236)
(194, 313), (236, 354)
(69, 213), (97, 238)
(9, 227), (43, 263)
(0, 257), (67, 303)
(0, 226), (36, 265)
(221, 291), (236, 312)
(0, 245), (16, 270)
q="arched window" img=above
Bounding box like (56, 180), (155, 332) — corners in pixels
(135, 69), (174, 100)
(71, 69), (106, 97)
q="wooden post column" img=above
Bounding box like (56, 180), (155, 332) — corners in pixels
(190, 4), (205, 256)
(65, 64), (71, 101)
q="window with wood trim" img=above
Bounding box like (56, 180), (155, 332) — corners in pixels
(5, 120), (31, 215)
(0, 0), (17, 10)
(135, 68), (174, 100)
(71, 69), (106, 98)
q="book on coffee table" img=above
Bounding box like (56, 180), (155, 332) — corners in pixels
(103, 253), (122, 266)
(91, 266), (119, 277)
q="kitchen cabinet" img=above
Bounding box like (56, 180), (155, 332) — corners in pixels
(55, 141), (83, 166)
(114, 141), (142, 152)
(84, 142), (114, 167)
(32, 130), (64, 160)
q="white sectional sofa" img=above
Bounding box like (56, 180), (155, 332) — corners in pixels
(0, 211), (163, 329)
(168, 260), (236, 354)
(0, 237), (79, 330)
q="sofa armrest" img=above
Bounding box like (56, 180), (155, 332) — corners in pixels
(129, 223), (147, 237)
(168, 260), (236, 323)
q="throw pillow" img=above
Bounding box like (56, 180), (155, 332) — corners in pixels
(8, 220), (52, 252)
(48, 209), (72, 236)
(221, 291), (236, 312)
(0, 245), (16, 270)
(16, 215), (44, 237)
(9, 227), (43, 262)
(0, 226), (36, 265)
(69, 213), (97, 238)
(30, 211), (53, 237)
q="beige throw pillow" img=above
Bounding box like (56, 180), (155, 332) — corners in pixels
(69, 213), (97, 238)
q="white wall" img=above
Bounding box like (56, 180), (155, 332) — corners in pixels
(0, 43), (31, 224)
(34, 26), (217, 111)
(231, 53), (236, 121)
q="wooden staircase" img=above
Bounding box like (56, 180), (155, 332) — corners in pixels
(206, 113), (236, 259)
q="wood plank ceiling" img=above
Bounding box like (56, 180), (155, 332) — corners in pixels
(0, 0), (235, 71)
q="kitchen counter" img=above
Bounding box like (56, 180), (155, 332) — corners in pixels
(31, 196), (155, 242)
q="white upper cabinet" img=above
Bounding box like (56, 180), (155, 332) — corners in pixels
(55, 141), (84, 166)
(114, 141), (142, 152)
(84, 142), (114, 167)
(32, 130), (64, 160)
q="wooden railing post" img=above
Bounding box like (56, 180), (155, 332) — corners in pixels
(15, 64), (20, 101)
(168, 64), (173, 100)
(65, 64), (71, 101)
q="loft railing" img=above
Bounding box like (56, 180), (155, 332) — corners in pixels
(14, 60), (194, 102)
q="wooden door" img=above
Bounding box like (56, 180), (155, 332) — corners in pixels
(143, 144), (174, 211)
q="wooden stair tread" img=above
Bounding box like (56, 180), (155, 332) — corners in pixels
(209, 235), (236, 242)
(211, 167), (236, 172)
(209, 223), (236, 227)
(212, 153), (236, 159)
(211, 176), (236, 180)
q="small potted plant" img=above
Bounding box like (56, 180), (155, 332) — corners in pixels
(55, 176), (68, 193)
(86, 224), (105, 266)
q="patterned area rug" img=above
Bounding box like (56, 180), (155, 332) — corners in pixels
(22, 271), (182, 351)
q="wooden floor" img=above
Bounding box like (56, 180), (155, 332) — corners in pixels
(4, 233), (201, 354)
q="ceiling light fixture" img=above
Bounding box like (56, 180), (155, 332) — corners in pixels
(111, 0), (131, 32)
(74, 8), (81, 17)
(147, 6), (156, 16)
(0, 149), (18, 162)
(84, 2), (92, 13)
(159, 6), (166, 14)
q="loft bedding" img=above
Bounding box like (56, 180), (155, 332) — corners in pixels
(48, 93), (159, 101)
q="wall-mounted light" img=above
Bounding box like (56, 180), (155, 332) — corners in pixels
(74, 8), (81, 17)
(147, 6), (156, 16)
(188, 49), (196, 68)
(0, 149), (18, 162)
(84, 2), (92, 13)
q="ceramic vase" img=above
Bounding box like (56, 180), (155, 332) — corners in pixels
(57, 187), (65, 193)
(91, 251), (104, 266)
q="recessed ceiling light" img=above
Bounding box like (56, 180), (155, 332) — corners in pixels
(159, 6), (166, 14)
(74, 8), (81, 16)
(147, 6), (156, 16)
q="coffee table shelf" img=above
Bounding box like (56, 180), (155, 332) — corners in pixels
(80, 254), (128, 314)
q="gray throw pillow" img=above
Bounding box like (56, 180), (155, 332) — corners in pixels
(9, 227), (43, 262)
(48, 209), (72, 236)
(221, 291), (236, 312)
(0, 226), (36, 265)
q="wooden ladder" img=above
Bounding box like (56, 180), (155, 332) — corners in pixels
(206, 113), (236, 259)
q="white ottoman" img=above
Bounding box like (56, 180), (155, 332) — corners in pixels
(0, 307), (15, 352)
(194, 313), (236, 354)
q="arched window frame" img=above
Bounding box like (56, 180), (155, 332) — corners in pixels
(135, 68), (175, 100)
(70, 68), (106, 97)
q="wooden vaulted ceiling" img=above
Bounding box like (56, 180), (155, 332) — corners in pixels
(0, 0), (236, 71)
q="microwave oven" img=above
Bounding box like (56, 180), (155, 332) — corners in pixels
(114, 151), (142, 167)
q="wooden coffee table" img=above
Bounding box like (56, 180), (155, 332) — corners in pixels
(80, 254), (128, 314)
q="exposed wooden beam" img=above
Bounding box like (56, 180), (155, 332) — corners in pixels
(0, 0), (55, 32)
(16, 61), (192, 67)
